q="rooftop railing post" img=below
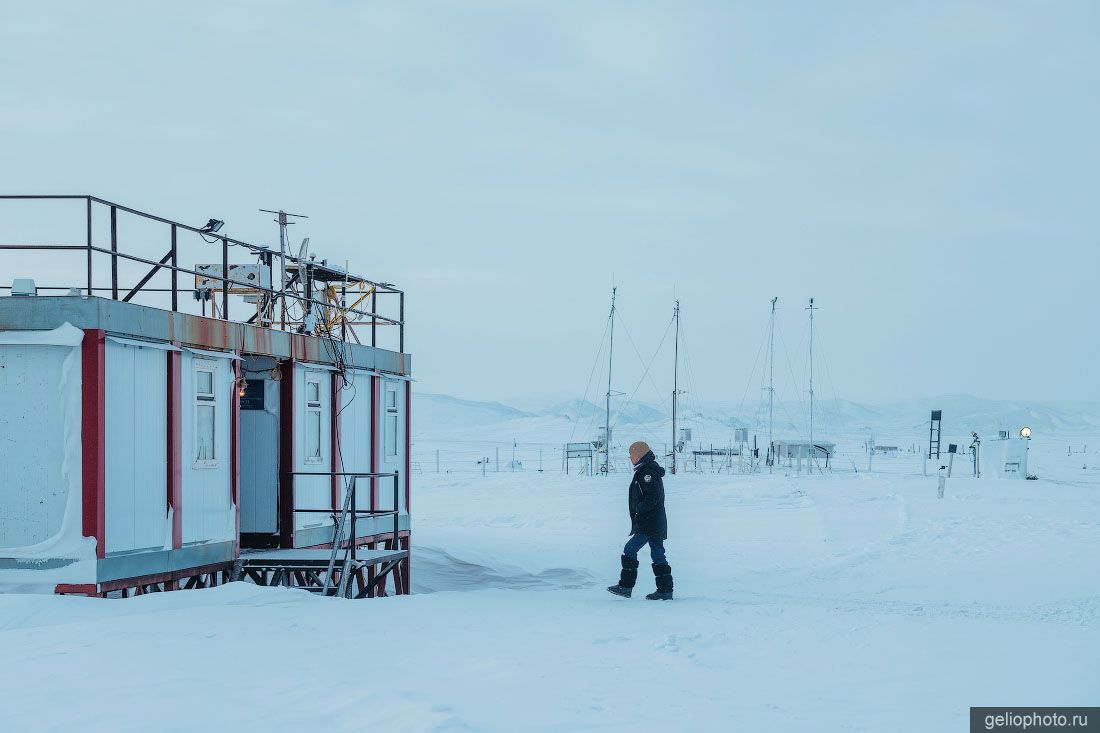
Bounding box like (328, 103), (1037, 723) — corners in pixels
(371, 290), (377, 347)
(85, 198), (92, 296)
(170, 224), (178, 312)
(110, 206), (118, 300)
(221, 236), (229, 320)
(399, 292), (405, 352)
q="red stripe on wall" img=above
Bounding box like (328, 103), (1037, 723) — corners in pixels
(278, 359), (296, 548)
(166, 348), (182, 549)
(81, 329), (106, 559)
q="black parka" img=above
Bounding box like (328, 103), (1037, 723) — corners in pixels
(628, 451), (668, 540)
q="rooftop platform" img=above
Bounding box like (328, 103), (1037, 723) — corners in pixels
(0, 194), (409, 368)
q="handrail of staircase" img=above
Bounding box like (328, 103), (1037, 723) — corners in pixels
(289, 470), (402, 596)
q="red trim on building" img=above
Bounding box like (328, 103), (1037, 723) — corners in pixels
(278, 358), (296, 548)
(231, 357), (241, 552)
(330, 372), (342, 512)
(81, 329), (106, 559)
(166, 348), (183, 549)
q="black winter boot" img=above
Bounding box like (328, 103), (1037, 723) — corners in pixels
(645, 563), (674, 600)
(607, 555), (639, 597)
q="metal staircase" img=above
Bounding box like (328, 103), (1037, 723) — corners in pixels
(232, 471), (407, 598)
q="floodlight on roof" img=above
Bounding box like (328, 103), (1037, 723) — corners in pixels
(199, 219), (224, 235)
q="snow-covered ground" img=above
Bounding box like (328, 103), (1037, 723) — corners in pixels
(2, 456), (1097, 731)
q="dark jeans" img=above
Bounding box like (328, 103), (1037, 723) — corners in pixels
(624, 532), (667, 565)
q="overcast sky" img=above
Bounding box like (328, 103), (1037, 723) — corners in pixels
(2, 2), (1097, 406)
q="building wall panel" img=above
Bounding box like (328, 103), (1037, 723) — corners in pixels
(338, 368), (374, 515)
(104, 341), (168, 554)
(0, 343), (72, 547)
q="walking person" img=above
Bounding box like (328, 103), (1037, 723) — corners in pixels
(607, 441), (674, 600)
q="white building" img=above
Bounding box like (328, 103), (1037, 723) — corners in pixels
(0, 195), (412, 598)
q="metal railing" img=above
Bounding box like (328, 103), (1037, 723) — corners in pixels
(0, 195), (405, 350)
(290, 470), (401, 563)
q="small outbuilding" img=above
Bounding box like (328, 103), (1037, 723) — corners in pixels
(771, 439), (836, 469)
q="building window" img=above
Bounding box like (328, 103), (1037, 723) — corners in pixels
(305, 375), (323, 464)
(194, 362), (217, 466)
(385, 382), (399, 458)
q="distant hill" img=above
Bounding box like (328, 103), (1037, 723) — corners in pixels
(545, 399), (665, 425)
(414, 393), (534, 431)
(413, 392), (1100, 443)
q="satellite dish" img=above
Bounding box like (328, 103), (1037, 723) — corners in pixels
(297, 237), (310, 262)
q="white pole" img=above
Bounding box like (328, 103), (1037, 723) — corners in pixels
(768, 297), (776, 473)
(807, 298), (815, 473)
(671, 300), (680, 475)
(605, 287), (616, 476)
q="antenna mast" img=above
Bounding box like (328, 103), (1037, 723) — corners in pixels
(671, 299), (680, 475)
(807, 297), (816, 450)
(259, 208), (308, 330)
(604, 287), (616, 475)
(768, 297), (777, 473)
